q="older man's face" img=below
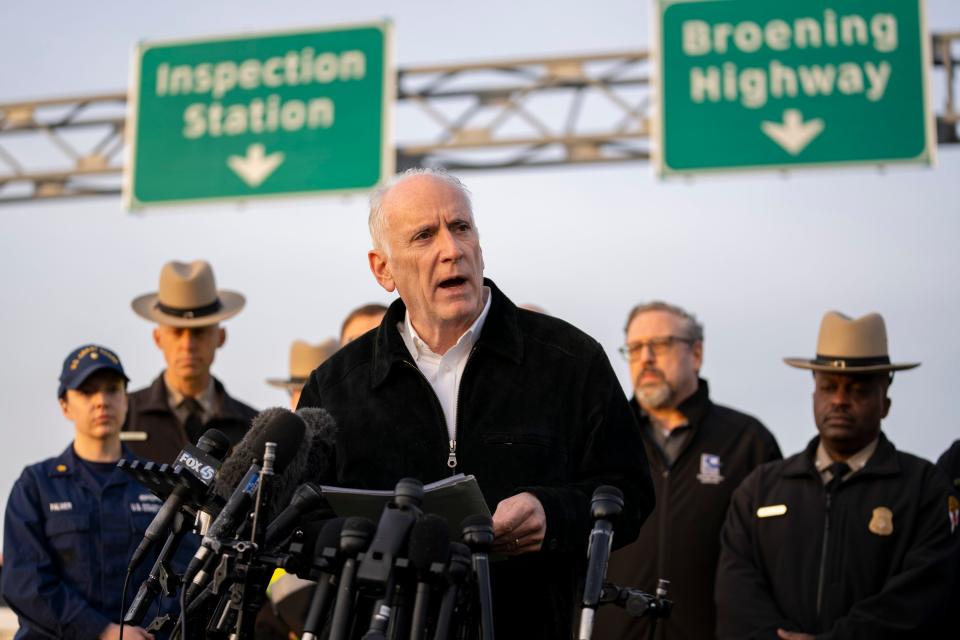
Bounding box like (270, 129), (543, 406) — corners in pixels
(369, 176), (484, 336)
(813, 371), (890, 458)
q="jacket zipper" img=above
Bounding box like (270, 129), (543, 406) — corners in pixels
(449, 345), (479, 474)
(401, 344), (478, 474)
(401, 360), (453, 473)
(816, 490), (833, 617)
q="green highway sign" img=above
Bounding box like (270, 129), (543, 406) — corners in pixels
(125, 22), (392, 208)
(655, 0), (935, 175)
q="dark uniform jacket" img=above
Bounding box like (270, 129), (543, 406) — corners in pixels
(716, 433), (960, 639)
(297, 279), (656, 639)
(596, 380), (781, 640)
(2, 445), (169, 639)
(123, 373), (257, 464)
(936, 439), (960, 493)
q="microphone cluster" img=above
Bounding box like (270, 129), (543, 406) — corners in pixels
(117, 409), (497, 640)
(120, 410), (671, 640)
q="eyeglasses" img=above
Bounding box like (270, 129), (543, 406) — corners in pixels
(619, 336), (695, 361)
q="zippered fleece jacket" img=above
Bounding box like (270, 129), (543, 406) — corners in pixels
(297, 278), (656, 639)
(596, 380), (781, 640)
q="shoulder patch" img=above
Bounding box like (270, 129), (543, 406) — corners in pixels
(948, 495), (959, 534)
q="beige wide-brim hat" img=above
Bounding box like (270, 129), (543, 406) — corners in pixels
(132, 260), (245, 328)
(267, 338), (339, 389)
(784, 311), (920, 373)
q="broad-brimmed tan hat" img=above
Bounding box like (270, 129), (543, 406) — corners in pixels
(267, 339), (339, 389)
(131, 260), (245, 328)
(784, 311), (920, 373)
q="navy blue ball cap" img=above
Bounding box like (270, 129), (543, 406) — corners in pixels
(58, 344), (129, 398)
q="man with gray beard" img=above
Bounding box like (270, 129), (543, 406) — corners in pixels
(595, 301), (781, 640)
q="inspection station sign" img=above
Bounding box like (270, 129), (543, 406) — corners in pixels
(655, 0), (934, 175)
(125, 22), (392, 208)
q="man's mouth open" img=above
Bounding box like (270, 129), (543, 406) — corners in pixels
(438, 276), (468, 290)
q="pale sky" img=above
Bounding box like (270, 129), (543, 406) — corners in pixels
(1, 1), (958, 537)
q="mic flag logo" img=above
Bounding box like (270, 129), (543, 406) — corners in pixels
(697, 453), (725, 485)
(176, 443), (221, 483)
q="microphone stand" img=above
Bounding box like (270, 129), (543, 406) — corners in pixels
(124, 511), (189, 630)
(230, 441), (277, 640)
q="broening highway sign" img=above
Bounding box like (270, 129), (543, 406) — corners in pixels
(124, 22), (392, 208)
(655, 0), (935, 175)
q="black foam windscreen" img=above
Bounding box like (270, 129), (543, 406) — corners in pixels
(197, 428), (231, 459)
(250, 408), (306, 473)
(409, 514), (451, 572)
(212, 407), (305, 502)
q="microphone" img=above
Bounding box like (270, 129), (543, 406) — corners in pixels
(327, 516), (377, 640)
(264, 482), (326, 550)
(183, 408), (305, 591)
(127, 428), (231, 572)
(577, 485), (624, 640)
(359, 478), (424, 640)
(300, 517), (347, 640)
(408, 514), (451, 640)
(431, 542), (471, 640)
(461, 514), (495, 640)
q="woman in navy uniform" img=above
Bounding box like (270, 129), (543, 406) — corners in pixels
(2, 345), (162, 639)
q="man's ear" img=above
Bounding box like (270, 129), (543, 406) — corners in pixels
(217, 327), (226, 348)
(691, 340), (704, 372)
(882, 396), (891, 420)
(152, 327), (162, 349)
(368, 250), (396, 293)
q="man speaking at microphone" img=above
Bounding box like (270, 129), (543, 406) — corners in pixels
(298, 169), (655, 638)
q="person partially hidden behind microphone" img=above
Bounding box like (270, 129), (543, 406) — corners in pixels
(297, 168), (655, 639)
(125, 260), (258, 464)
(2, 345), (166, 640)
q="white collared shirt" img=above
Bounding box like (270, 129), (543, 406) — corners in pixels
(398, 287), (492, 440)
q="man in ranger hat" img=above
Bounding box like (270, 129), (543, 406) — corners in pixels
(267, 339), (338, 410)
(715, 311), (959, 639)
(125, 260), (257, 464)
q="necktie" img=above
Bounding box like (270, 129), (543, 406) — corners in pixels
(825, 461), (850, 493)
(181, 397), (205, 444)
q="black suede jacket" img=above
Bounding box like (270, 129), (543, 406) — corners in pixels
(298, 279), (655, 639)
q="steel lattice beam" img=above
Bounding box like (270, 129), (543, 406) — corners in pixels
(0, 35), (957, 205)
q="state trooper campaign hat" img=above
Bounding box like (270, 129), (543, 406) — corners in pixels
(131, 260), (245, 328)
(266, 338), (339, 390)
(784, 311), (920, 374)
(58, 344), (129, 398)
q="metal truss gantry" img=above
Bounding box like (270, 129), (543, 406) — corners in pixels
(0, 34), (957, 205)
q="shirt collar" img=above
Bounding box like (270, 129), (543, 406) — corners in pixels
(164, 373), (217, 417)
(815, 436), (880, 478)
(400, 286), (492, 361)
